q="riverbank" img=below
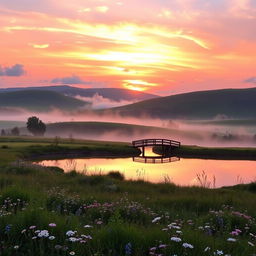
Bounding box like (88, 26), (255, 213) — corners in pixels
(0, 136), (140, 165)
(154, 145), (256, 160)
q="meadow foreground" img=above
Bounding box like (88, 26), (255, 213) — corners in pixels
(0, 138), (256, 255)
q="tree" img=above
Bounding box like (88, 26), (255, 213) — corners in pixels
(26, 116), (46, 136)
(11, 127), (20, 136)
(1, 129), (6, 136)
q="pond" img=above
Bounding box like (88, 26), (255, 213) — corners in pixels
(36, 147), (256, 188)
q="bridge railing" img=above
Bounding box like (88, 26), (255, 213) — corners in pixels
(132, 139), (180, 148)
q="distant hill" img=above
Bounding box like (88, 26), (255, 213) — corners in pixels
(104, 88), (256, 119)
(44, 121), (202, 141)
(0, 90), (88, 112)
(0, 85), (159, 102)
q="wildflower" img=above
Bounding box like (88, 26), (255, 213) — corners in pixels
(69, 237), (78, 242)
(152, 217), (161, 223)
(69, 251), (75, 255)
(204, 246), (210, 252)
(37, 230), (49, 238)
(5, 225), (11, 233)
(84, 225), (93, 228)
(29, 225), (36, 229)
(150, 247), (157, 251)
(216, 250), (224, 255)
(125, 242), (132, 255)
(55, 245), (62, 250)
(49, 223), (56, 227)
(182, 243), (194, 249)
(49, 236), (55, 240)
(66, 230), (76, 237)
(227, 238), (237, 242)
(170, 237), (182, 242)
(159, 244), (167, 248)
(21, 229), (26, 234)
(13, 245), (19, 249)
(248, 241), (255, 246)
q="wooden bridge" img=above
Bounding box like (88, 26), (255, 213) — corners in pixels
(132, 139), (180, 157)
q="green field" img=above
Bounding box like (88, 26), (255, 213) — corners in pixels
(0, 137), (256, 255)
(0, 137), (140, 165)
(155, 145), (256, 160)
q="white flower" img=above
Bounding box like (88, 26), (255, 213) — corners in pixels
(182, 242), (194, 249)
(248, 241), (254, 246)
(227, 238), (237, 242)
(37, 230), (49, 238)
(204, 246), (210, 252)
(49, 236), (55, 240)
(84, 225), (93, 228)
(69, 251), (75, 255)
(69, 237), (78, 242)
(170, 237), (182, 242)
(152, 217), (161, 223)
(216, 250), (224, 255)
(66, 230), (76, 237)
(13, 245), (19, 249)
(49, 223), (56, 227)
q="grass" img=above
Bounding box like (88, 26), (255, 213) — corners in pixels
(0, 162), (256, 255)
(0, 136), (140, 165)
(154, 145), (256, 160)
(1, 137), (256, 254)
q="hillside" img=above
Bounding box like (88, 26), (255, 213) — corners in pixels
(0, 85), (159, 102)
(0, 90), (88, 111)
(105, 87), (256, 119)
(44, 121), (202, 142)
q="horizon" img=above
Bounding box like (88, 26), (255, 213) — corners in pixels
(0, 0), (255, 95)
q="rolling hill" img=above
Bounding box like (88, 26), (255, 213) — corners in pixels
(0, 90), (88, 112)
(0, 85), (159, 102)
(44, 121), (202, 142)
(104, 88), (256, 119)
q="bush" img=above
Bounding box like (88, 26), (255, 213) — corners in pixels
(107, 171), (125, 181)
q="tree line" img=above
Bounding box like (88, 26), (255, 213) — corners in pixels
(1, 116), (46, 137)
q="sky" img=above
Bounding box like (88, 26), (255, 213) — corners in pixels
(0, 0), (256, 95)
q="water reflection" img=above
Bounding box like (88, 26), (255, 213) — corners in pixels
(36, 157), (256, 188)
(133, 156), (180, 164)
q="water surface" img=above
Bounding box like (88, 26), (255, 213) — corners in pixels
(37, 157), (256, 188)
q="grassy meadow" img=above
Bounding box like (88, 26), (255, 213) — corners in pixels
(0, 137), (256, 255)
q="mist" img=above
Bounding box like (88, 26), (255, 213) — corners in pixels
(1, 106), (256, 147)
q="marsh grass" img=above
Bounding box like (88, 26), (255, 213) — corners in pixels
(0, 163), (256, 255)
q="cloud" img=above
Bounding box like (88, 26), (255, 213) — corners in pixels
(0, 64), (25, 77)
(244, 77), (256, 84)
(95, 6), (109, 13)
(30, 44), (49, 49)
(51, 75), (85, 84)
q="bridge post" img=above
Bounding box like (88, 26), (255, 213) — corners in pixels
(142, 146), (145, 157)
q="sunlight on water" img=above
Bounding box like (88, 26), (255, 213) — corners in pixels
(37, 157), (256, 188)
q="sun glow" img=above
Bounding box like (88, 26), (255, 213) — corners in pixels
(123, 80), (157, 91)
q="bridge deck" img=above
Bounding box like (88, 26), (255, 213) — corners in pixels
(132, 139), (180, 148)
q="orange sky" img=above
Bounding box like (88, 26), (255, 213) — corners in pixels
(0, 0), (256, 95)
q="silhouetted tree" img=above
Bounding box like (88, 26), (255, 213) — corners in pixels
(1, 129), (6, 136)
(26, 116), (46, 136)
(11, 127), (20, 136)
